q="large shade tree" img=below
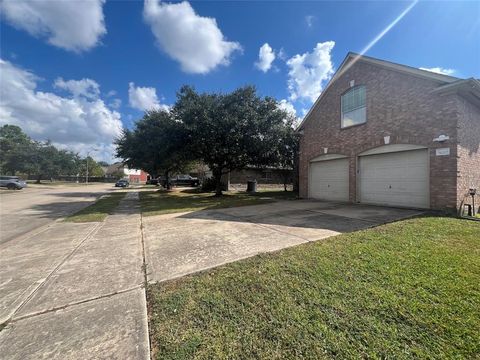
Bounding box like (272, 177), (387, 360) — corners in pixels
(115, 110), (190, 189)
(26, 141), (82, 183)
(0, 124), (34, 175)
(76, 156), (105, 178)
(173, 85), (294, 195)
(1, 124), (105, 182)
(269, 116), (299, 191)
(1, 125), (81, 181)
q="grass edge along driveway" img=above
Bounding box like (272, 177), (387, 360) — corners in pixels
(139, 189), (296, 217)
(147, 216), (480, 359)
(65, 191), (126, 222)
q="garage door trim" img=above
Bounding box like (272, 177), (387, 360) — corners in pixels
(358, 144), (427, 157)
(310, 153), (348, 163)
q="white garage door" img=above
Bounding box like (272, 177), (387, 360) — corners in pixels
(359, 149), (429, 208)
(309, 158), (349, 201)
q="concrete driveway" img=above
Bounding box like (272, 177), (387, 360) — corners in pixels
(143, 200), (423, 283)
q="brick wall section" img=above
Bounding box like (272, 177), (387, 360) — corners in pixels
(457, 98), (480, 213)
(229, 168), (293, 185)
(299, 60), (461, 210)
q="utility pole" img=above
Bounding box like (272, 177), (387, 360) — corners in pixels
(86, 155), (89, 186)
(85, 148), (98, 186)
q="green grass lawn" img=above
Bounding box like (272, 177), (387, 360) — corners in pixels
(65, 192), (126, 222)
(140, 189), (296, 216)
(148, 217), (480, 359)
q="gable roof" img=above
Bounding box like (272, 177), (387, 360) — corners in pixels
(297, 52), (462, 131)
(432, 77), (480, 108)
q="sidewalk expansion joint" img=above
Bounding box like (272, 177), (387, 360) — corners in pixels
(138, 192), (153, 360)
(10, 221), (105, 321)
(10, 286), (142, 323)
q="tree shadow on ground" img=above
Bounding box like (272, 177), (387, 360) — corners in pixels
(177, 201), (428, 233)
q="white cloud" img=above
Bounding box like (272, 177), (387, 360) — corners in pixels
(305, 15), (315, 28)
(255, 43), (276, 72)
(128, 82), (169, 112)
(54, 78), (100, 99)
(143, 0), (242, 74)
(0, 59), (122, 162)
(109, 98), (122, 109)
(277, 99), (297, 117)
(419, 67), (456, 76)
(0, 0), (106, 52)
(278, 48), (288, 61)
(286, 41), (335, 103)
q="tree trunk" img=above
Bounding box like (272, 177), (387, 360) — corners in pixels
(213, 168), (223, 196)
(165, 170), (171, 190)
(292, 151), (299, 194)
(36, 174), (41, 184)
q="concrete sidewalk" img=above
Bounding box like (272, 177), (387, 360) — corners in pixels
(0, 192), (149, 360)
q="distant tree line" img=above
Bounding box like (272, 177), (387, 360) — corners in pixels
(0, 124), (106, 183)
(116, 85), (299, 195)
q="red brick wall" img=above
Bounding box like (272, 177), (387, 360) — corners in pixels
(457, 98), (480, 214)
(128, 170), (149, 183)
(299, 60), (461, 210)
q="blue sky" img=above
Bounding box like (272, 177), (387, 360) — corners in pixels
(1, 0), (479, 161)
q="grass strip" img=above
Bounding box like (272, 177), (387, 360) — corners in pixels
(140, 189), (296, 217)
(65, 191), (126, 222)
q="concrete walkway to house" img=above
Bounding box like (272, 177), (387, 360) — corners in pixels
(0, 192), (149, 360)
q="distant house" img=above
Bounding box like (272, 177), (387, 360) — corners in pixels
(298, 52), (480, 213)
(105, 162), (149, 183)
(228, 166), (293, 188)
(214, 166), (293, 191)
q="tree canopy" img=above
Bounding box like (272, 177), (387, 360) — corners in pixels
(174, 85), (297, 194)
(0, 124), (105, 182)
(115, 85), (298, 195)
(116, 110), (190, 188)
(0, 125), (33, 175)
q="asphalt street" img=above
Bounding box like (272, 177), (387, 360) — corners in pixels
(0, 183), (113, 245)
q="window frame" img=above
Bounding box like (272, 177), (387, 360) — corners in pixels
(340, 85), (367, 129)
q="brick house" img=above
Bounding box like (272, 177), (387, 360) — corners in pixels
(298, 52), (480, 213)
(229, 166), (293, 186)
(105, 162), (149, 183)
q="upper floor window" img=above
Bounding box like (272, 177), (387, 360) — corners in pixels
(341, 85), (366, 128)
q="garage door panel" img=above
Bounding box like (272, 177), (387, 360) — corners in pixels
(309, 159), (349, 202)
(359, 149), (429, 208)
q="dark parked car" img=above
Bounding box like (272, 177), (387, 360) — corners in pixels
(0, 176), (27, 190)
(115, 179), (129, 188)
(173, 175), (200, 187)
(146, 178), (159, 185)
(159, 175), (200, 188)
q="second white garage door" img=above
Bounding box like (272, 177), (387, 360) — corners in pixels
(359, 149), (429, 208)
(309, 158), (349, 201)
